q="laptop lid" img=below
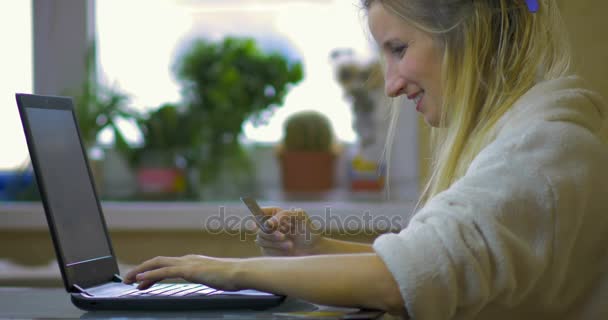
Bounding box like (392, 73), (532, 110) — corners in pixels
(15, 94), (120, 292)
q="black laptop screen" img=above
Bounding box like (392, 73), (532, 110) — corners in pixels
(25, 107), (112, 266)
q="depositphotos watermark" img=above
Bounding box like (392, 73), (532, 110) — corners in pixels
(202, 207), (407, 241)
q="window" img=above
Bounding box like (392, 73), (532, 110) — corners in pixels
(0, 0), (420, 202)
(0, 1), (32, 171)
(95, 0), (419, 202)
(96, 0), (376, 144)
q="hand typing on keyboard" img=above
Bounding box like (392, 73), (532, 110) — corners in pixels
(123, 255), (242, 292)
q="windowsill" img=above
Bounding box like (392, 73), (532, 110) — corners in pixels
(0, 200), (416, 231)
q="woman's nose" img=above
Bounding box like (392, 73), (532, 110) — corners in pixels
(384, 68), (406, 98)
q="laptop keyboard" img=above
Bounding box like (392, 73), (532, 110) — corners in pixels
(119, 283), (223, 298)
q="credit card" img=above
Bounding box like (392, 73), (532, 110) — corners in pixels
(240, 196), (272, 233)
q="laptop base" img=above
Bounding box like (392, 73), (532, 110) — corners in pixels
(71, 292), (286, 311)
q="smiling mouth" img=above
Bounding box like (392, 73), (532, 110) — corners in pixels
(409, 91), (424, 111)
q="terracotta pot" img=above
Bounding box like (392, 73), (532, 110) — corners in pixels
(136, 167), (186, 200)
(279, 151), (335, 192)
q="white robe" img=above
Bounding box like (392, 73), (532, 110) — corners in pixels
(373, 76), (608, 319)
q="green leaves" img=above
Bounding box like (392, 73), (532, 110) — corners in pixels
(171, 36), (304, 184)
(72, 42), (135, 160)
(176, 37), (303, 131)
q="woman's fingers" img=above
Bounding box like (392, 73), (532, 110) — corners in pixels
(135, 279), (157, 290)
(266, 210), (295, 231)
(255, 236), (293, 250)
(257, 230), (287, 242)
(260, 206), (283, 218)
(136, 266), (184, 287)
(122, 255), (239, 291)
(254, 207), (312, 257)
(124, 256), (179, 284)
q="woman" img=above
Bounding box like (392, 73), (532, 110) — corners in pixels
(124, 0), (608, 318)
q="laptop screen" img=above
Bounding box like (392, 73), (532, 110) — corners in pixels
(24, 107), (112, 266)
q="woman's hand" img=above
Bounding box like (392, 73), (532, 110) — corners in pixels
(255, 207), (325, 257)
(123, 253), (405, 315)
(123, 255), (241, 291)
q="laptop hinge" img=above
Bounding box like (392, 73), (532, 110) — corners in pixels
(72, 284), (93, 296)
(71, 275), (124, 296)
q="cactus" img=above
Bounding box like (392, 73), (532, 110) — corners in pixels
(283, 111), (333, 152)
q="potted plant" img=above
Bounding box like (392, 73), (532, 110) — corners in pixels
(131, 103), (196, 200)
(279, 111), (338, 192)
(174, 37), (304, 193)
(70, 43), (136, 196)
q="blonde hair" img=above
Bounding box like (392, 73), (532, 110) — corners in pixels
(364, 0), (571, 208)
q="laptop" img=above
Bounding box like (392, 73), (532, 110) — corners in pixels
(15, 93), (285, 311)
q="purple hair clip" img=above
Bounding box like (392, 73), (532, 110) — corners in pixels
(525, 0), (539, 13)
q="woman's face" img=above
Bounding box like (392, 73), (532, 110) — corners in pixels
(368, 3), (443, 126)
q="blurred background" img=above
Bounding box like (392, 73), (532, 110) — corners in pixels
(0, 0), (606, 287)
(0, 0), (422, 204)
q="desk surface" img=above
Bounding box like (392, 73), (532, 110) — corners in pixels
(0, 287), (386, 319)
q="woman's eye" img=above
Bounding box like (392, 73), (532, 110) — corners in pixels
(390, 45), (408, 58)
